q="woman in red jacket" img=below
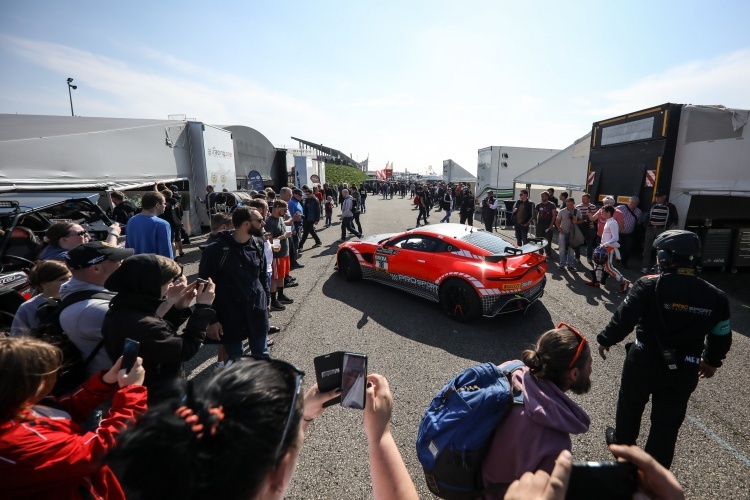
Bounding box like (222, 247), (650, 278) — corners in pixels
(0, 337), (147, 499)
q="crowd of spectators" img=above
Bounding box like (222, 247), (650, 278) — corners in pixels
(1, 181), (688, 499)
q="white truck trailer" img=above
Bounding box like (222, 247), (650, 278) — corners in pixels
(587, 103), (750, 271)
(476, 146), (560, 200)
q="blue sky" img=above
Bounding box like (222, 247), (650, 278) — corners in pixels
(2, 1), (749, 174)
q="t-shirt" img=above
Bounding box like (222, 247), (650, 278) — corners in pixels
(535, 201), (556, 227)
(556, 207), (580, 233)
(265, 215), (289, 258)
(125, 214), (174, 259)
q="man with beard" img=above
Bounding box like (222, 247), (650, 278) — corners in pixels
(199, 206), (270, 359)
(482, 324), (592, 497)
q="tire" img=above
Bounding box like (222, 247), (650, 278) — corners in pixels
(439, 278), (482, 322)
(337, 250), (362, 281)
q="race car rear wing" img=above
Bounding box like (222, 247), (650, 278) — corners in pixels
(484, 238), (548, 263)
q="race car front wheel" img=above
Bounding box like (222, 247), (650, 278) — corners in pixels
(337, 250), (362, 281)
(440, 278), (482, 322)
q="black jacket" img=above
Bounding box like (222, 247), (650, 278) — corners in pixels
(102, 255), (214, 398)
(304, 196), (321, 222)
(198, 231), (269, 342)
(112, 200), (137, 225)
(597, 270), (731, 368)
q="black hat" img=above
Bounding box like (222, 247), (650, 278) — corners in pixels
(66, 241), (134, 270)
(292, 188), (303, 196)
(655, 190), (666, 197)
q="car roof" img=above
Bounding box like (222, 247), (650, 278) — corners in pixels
(409, 223), (481, 239)
(0, 192), (101, 214)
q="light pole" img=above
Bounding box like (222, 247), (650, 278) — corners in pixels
(66, 78), (77, 116)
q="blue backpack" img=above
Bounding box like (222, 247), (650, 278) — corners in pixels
(416, 361), (525, 499)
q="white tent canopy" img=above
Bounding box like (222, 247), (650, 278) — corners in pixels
(0, 114), (192, 191)
(514, 133), (591, 191)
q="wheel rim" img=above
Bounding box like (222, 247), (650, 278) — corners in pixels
(444, 284), (471, 317)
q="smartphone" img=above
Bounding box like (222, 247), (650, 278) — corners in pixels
(314, 351), (344, 407)
(340, 353), (368, 409)
(121, 338), (140, 374)
(196, 278), (209, 285)
(566, 461), (638, 500)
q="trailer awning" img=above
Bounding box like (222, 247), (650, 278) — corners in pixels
(0, 177), (189, 193)
(514, 133), (590, 190)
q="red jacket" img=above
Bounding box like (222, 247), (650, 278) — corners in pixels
(0, 372), (147, 499)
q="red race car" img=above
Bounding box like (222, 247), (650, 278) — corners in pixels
(335, 223), (547, 322)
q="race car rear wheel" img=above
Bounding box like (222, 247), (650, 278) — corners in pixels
(337, 250), (362, 281)
(440, 278), (482, 322)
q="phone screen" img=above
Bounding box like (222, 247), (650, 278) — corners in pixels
(566, 461), (637, 500)
(340, 353), (367, 409)
(121, 338), (140, 373)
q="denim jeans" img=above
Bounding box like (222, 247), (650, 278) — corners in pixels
(341, 216), (360, 238)
(224, 309), (269, 360)
(558, 231), (575, 266)
(514, 224), (530, 246)
(440, 209), (452, 223)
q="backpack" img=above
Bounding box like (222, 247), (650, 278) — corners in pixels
(32, 290), (115, 396)
(414, 195), (420, 206)
(416, 361), (525, 499)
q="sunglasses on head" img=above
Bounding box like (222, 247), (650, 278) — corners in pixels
(557, 322), (588, 369)
(239, 355), (305, 456)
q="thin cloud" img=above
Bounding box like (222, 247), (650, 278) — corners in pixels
(589, 49), (750, 118)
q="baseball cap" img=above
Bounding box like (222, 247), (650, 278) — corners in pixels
(655, 190), (666, 197)
(66, 241), (134, 270)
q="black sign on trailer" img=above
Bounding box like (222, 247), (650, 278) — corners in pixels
(587, 103), (682, 210)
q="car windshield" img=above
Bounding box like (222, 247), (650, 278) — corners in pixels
(460, 231), (515, 255)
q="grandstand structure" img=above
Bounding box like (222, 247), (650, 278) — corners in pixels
(290, 136), (364, 170)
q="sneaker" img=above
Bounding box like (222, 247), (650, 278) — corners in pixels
(290, 263), (305, 270)
(584, 281), (601, 287)
(270, 301), (286, 311)
(268, 325), (281, 334)
(213, 361), (225, 370)
(277, 295), (294, 305)
(284, 280), (299, 288)
(312, 242), (322, 248)
(267, 338), (275, 346)
(567, 266), (576, 272)
(619, 280), (631, 294)
(605, 426), (617, 446)
(640, 267), (648, 273)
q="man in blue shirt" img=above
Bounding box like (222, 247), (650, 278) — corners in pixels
(125, 191), (174, 259)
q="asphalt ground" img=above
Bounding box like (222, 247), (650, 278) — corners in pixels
(181, 195), (750, 499)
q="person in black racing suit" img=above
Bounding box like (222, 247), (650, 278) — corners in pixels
(596, 230), (732, 469)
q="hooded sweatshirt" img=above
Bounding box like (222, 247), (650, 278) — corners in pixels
(102, 255), (214, 401)
(482, 361), (590, 497)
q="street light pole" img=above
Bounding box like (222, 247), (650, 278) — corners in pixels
(66, 78), (77, 116)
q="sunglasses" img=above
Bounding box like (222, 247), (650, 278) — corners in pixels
(240, 355), (305, 456)
(558, 322), (588, 369)
(67, 230), (89, 237)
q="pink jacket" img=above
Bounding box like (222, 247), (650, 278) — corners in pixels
(482, 361), (590, 497)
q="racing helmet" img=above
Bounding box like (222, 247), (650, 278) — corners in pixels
(592, 247), (608, 265)
(653, 229), (701, 268)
